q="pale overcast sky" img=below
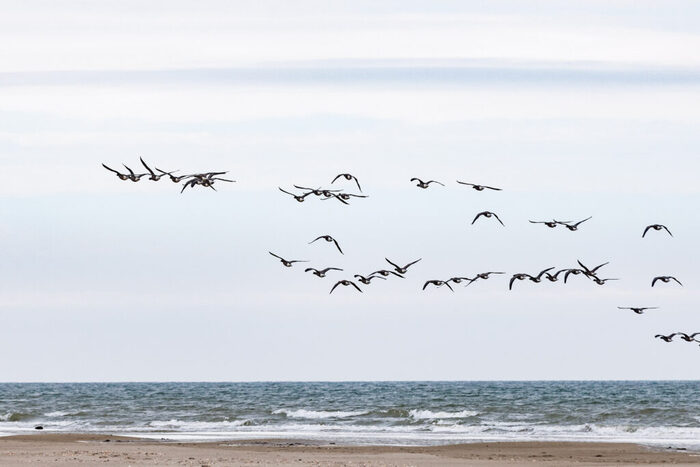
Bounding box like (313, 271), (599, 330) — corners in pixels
(1, 1), (699, 382)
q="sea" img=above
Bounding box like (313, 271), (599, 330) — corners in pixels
(1, 381), (699, 449)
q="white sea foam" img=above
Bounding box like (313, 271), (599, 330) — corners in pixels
(147, 419), (249, 430)
(272, 409), (368, 419)
(44, 411), (68, 417)
(409, 409), (478, 420)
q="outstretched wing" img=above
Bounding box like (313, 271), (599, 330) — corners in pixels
(671, 277), (683, 286)
(404, 258), (422, 269)
(329, 282), (341, 294)
(332, 238), (344, 254)
(278, 187), (296, 197)
(651, 277), (660, 287)
(428, 180), (445, 186)
(662, 225), (673, 237)
(456, 181), (473, 186)
(349, 281), (363, 293)
(352, 176), (362, 192)
(484, 185), (501, 191)
(102, 163), (120, 174)
(642, 225), (652, 237)
(574, 216), (592, 227)
(268, 251), (284, 261)
(308, 236), (324, 244)
(509, 276), (517, 290)
(492, 213), (505, 226)
(331, 174), (343, 184)
(385, 258), (400, 269)
(472, 212), (484, 224)
(140, 157), (155, 175)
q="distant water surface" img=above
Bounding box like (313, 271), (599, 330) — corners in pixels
(1, 381), (699, 448)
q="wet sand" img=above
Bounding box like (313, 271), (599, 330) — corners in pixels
(1, 434), (699, 466)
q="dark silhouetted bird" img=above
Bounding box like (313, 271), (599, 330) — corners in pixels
(643, 224), (673, 238)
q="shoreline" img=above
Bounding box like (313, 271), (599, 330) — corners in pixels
(2, 434), (699, 466)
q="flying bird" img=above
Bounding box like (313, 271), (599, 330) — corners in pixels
(331, 173), (362, 192)
(330, 280), (363, 294)
(353, 274), (386, 285)
(544, 270), (567, 282)
(279, 187), (312, 203)
(371, 269), (404, 278)
(456, 181), (501, 191)
(294, 185), (342, 197)
(385, 258), (422, 274)
(411, 178), (444, 189)
(577, 260), (609, 279)
(156, 168), (191, 183)
(563, 216), (592, 231)
(102, 163), (130, 180)
(652, 276), (683, 287)
(309, 235), (344, 254)
(529, 220), (570, 228)
(643, 224), (673, 238)
(677, 332), (700, 343)
(305, 267), (343, 278)
(655, 333), (678, 342)
(592, 277), (619, 285)
(122, 164), (148, 182)
(529, 267), (554, 283)
(618, 307), (658, 315)
(509, 273), (533, 290)
(423, 280), (454, 291)
(472, 211), (505, 226)
(446, 277), (474, 285)
(140, 157), (167, 181)
(268, 252), (308, 268)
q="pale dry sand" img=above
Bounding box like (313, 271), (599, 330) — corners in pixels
(1, 434), (699, 466)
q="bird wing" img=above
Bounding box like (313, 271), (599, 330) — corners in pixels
(509, 276), (517, 290)
(123, 164), (136, 176)
(404, 258), (422, 269)
(385, 258), (400, 269)
(278, 187), (296, 196)
(140, 157), (155, 175)
(326, 267), (343, 272)
(329, 282), (341, 294)
(574, 216), (592, 227)
(350, 281), (363, 293)
(492, 213), (505, 226)
(330, 174), (343, 184)
(304, 268), (317, 273)
(102, 163), (120, 174)
(671, 277), (683, 286)
(410, 178), (422, 183)
(445, 282), (454, 291)
(422, 281), (434, 290)
(536, 267), (554, 279)
(332, 238), (344, 254)
(651, 277), (660, 287)
(642, 225), (652, 237)
(456, 181), (473, 186)
(590, 262), (609, 273)
(308, 236), (324, 244)
(353, 176), (362, 192)
(484, 185), (501, 191)
(564, 270), (577, 283)
(662, 225), (673, 237)
(428, 180), (445, 186)
(268, 252), (284, 261)
(472, 212), (485, 224)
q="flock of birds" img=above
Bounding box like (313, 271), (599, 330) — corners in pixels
(102, 157), (235, 192)
(103, 166), (696, 348)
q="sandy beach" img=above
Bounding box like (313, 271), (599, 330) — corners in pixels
(0, 435), (698, 466)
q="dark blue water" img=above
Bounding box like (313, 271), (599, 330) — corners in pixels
(1, 381), (699, 447)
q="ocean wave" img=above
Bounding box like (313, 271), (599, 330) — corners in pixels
(272, 409), (368, 419)
(147, 419), (250, 430)
(44, 411), (68, 417)
(0, 412), (34, 422)
(409, 409), (478, 420)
